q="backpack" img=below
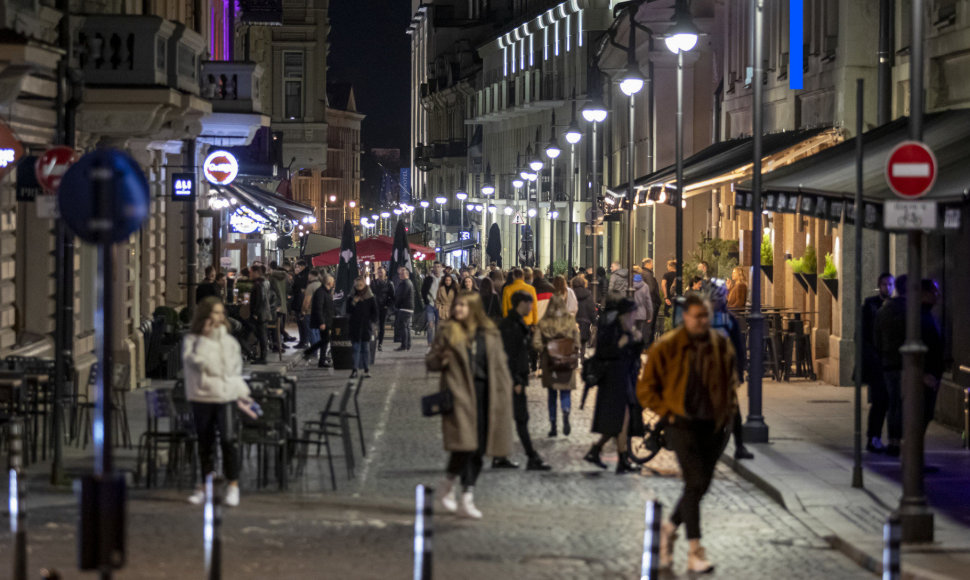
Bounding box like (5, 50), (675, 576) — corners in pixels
(546, 337), (579, 373)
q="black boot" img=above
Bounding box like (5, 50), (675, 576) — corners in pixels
(526, 455), (552, 471)
(583, 445), (607, 469)
(491, 457), (519, 469)
(734, 445), (755, 460)
(616, 453), (636, 474)
(548, 421), (557, 437)
(563, 412), (571, 436)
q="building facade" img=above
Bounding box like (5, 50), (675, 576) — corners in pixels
(320, 83), (364, 237)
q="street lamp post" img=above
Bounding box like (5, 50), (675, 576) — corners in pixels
(419, 200), (430, 245)
(434, 196), (447, 252)
(620, 17), (646, 299)
(456, 190), (467, 266)
(482, 165), (495, 265)
(528, 145), (544, 270)
(582, 89), (608, 305)
(545, 125), (561, 271)
(504, 205), (515, 266)
(324, 194), (337, 237)
(380, 211), (391, 236)
(565, 100), (583, 274)
(512, 176), (524, 266)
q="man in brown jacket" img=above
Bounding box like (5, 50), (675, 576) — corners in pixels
(637, 293), (739, 574)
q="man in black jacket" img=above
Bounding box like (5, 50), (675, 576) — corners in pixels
(393, 267), (415, 351)
(495, 291), (551, 471)
(371, 267), (393, 351)
(304, 273), (335, 368)
(875, 275), (907, 457)
(641, 259), (662, 343)
(290, 260), (310, 348)
(248, 265), (271, 364)
(861, 273), (894, 453)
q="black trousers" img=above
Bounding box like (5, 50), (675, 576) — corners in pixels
(245, 317), (268, 360)
(447, 378), (488, 488)
(396, 310), (413, 350)
(512, 388), (537, 458)
(191, 402), (240, 481)
(732, 411), (744, 448)
(307, 327), (331, 364)
(866, 372), (890, 440)
(668, 420), (728, 540)
(377, 307), (388, 346)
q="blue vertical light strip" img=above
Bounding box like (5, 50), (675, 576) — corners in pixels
(790, 0), (803, 90)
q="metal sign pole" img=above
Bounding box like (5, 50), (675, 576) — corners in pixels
(852, 78), (865, 489)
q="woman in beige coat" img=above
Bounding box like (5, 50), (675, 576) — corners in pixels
(435, 273), (458, 321)
(426, 290), (513, 520)
(532, 295), (580, 438)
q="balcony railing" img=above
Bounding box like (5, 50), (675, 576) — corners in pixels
(201, 61), (265, 114)
(72, 15), (203, 95)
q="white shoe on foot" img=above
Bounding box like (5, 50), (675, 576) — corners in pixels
(457, 491), (482, 520)
(187, 488), (205, 505)
(225, 484), (240, 507)
(437, 479), (457, 513)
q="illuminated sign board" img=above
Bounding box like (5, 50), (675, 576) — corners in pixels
(203, 150), (239, 185)
(229, 205), (270, 234)
(170, 172), (196, 201)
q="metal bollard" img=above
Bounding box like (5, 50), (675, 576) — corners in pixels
(8, 419), (27, 580)
(640, 500), (662, 580)
(883, 514), (901, 580)
(413, 484), (433, 580)
(204, 474), (225, 580)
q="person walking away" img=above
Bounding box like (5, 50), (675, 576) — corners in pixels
(248, 265), (272, 364)
(183, 297), (252, 507)
(661, 260), (678, 317)
(267, 262), (294, 345)
(641, 259), (662, 341)
(532, 269), (555, 321)
(421, 262), (443, 346)
(875, 275), (907, 457)
(584, 299), (642, 474)
(553, 275), (578, 317)
(493, 291), (552, 471)
(371, 267), (393, 352)
(290, 260), (310, 348)
(196, 266), (219, 303)
(394, 267), (415, 351)
(479, 276), (502, 321)
(726, 266), (748, 309)
(637, 294), (739, 573)
(607, 261), (629, 302)
(436, 273), (458, 323)
(533, 295), (580, 437)
(920, 279), (944, 436)
(302, 269), (322, 350)
(347, 276), (378, 378)
(861, 273), (893, 453)
(426, 291), (514, 519)
(572, 276), (595, 359)
(709, 282), (753, 460)
(304, 274), (335, 368)
(501, 268), (537, 325)
(631, 267), (654, 344)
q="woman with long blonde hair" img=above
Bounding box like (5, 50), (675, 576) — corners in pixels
(533, 295), (580, 437)
(426, 291), (513, 520)
(727, 266), (748, 308)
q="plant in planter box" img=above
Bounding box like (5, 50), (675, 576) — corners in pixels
(788, 245), (818, 292)
(822, 253), (838, 279)
(761, 233), (773, 266)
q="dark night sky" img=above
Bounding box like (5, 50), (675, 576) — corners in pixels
(328, 0), (411, 153)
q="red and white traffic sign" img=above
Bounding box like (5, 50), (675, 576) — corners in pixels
(35, 146), (78, 194)
(885, 141), (937, 199)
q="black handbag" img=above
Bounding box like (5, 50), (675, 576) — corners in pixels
(421, 389), (454, 416)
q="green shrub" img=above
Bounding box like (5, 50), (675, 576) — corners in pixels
(684, 237), (739, 280)
(551, 260), (568, 277)
(761, 233), (773, 266)
(822, 252), (838, 279)
(788, 245), (817, 274)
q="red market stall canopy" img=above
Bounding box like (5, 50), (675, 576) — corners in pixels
(311, 236), (436, 267)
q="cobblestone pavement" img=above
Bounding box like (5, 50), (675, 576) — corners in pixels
(0, 345), (874, 579)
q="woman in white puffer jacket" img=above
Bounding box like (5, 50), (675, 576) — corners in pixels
(183, 297), (252, 507)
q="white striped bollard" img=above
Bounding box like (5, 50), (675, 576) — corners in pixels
(414, 484), (434, 580)
(204, 474), (225, 580)
(640, 500), (662, 580)
(8, 419), (26, 580)
(883, 514), (901, 580)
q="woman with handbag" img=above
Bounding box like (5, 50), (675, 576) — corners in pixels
(183, 297), (254, 507)
(425, 291), (513, 520)
(585, 298), (644, 474)
(347, 276), (378, 378)
(532, 295), (580, 437)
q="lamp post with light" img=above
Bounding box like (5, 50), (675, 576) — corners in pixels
(380, 211), (390, 237)
(344, 199), (357, 229)
(564, 98), (583, 274)
(481, 165), (495, 264)
(324, 194), (337, 237)
(582, 81), (608, 305)
(435, 196), (447, 253)
(419, 200), (430, 244)
(528, 146), (544, 270)
(545, 119), (562, 270)
(619, 18), (646, 298)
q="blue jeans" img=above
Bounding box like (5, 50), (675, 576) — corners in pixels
(547, 389), (571, 423)
(352, 341), (370, 371)
(425, 304), (439, 344)
(308, 328), (320, 346)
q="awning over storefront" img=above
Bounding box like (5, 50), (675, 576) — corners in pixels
(609, 127), (834, 200)
(735, 110), (970, 230)
(311, 236), (436, 267)
(228, 182), (314, 220)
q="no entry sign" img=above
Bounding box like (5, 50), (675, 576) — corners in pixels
(36, 146), (78, 194)
(885, 141), (937, 199)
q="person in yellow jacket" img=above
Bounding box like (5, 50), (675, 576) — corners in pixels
(501, 267), (538, 326)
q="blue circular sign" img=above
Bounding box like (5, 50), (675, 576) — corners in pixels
(58, 149), (150, 244)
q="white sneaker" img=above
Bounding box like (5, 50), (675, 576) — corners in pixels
(225, 485), (240, 507)
(437, 479), (457, 513)
(187, 489), (205, 505)
(456, 491), (482, 520)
